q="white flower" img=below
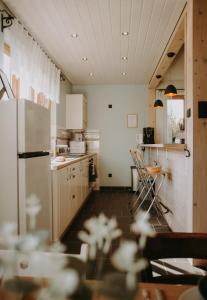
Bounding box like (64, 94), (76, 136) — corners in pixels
(0, 223), (18, 248)
(17, 234), (40, 252)
(49, 241), (66, 253)
(26, 194), (41, 230)
(131, 210), (155, 237)
(48, 269), (79, 297)
(78, 213), (122, 259)
(111, 240), (147, 290)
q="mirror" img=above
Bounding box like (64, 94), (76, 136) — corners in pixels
(155, 90), (185, 144)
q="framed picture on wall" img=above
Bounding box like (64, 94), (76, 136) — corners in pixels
(127, 113), (138, 128)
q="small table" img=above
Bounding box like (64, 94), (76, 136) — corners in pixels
(136, 283), (193, 300)
(90, 282), (194, 300)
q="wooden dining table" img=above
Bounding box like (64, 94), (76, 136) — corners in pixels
(135, 283), (193, 300)
(0, 279), (195, 300)
(90, 282), (194, 300)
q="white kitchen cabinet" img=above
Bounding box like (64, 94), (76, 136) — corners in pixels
(52, 157), (91, 241)
(66, 94), (87, 130)
(53, 166), (71, 238)
(81, 159), (89, 201)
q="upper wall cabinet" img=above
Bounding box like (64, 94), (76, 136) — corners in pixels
(66, 94), (87, 130)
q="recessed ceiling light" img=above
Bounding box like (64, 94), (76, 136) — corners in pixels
(122, 31), (129, 36)
(89, 72), (93, 76)
(122, 72), (127, 76)
(122, 56), (128, 60)
(71, 33), (78, 38)
(81, 57), (88, 61)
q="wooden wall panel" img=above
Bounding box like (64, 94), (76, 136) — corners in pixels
(185, 0), (207, 233)
(145, 148), (192, 232)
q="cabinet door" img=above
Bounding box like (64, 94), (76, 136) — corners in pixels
(66, 94), (86, 129)
(58, 168), (68, 236)
(69, 163), (79, 213)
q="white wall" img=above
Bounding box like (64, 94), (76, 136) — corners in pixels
(57, 79), (72, 128)
(72, 84), (148, 187)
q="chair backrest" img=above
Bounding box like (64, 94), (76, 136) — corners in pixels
(144, 232), (207, 260)
(130, 149), (144, 168)
(142, 232), (207, 284)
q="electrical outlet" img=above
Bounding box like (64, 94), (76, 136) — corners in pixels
(108, 173), (112, 177)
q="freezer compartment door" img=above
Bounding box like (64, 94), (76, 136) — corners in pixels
(18, 99), (50, 153)
(18, 155), (52, 238)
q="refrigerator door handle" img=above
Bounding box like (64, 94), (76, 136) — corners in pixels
(18, 152), (50, 159)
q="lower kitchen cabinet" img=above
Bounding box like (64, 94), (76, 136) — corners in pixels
(52, 158), (90, 241)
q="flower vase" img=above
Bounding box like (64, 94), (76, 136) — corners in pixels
(95, 273), (137, 300)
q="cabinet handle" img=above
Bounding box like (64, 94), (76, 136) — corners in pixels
(73, 175), (75, 178)
(72, 194), (75, 199)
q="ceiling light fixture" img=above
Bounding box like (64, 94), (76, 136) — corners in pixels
(122, 31), (129, 36)
(122, 72), (127, 76)
(122, 56), (128, 60)
(156, 74), (162, 79)
(167, 52), (175, 58)
(81, 57), (88, 61)
(89, 72), (93, 76)
(71, 33), (79, 38)
(164, 84), (177, 97)
(153, 99), (163, 108)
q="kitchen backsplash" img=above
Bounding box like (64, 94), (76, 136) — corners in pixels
(51, 128), (100, 156)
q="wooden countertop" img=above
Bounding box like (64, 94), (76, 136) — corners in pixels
(51, 153), (97, 171)
(141, 144), (187, 151)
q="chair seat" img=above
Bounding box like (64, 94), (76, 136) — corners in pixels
(146, 165), (161, 175)
(142, 233), (207, 285)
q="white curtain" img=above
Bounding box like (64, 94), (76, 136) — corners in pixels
(3, 20), (60, 103)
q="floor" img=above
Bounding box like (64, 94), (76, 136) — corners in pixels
(62, 189), (206, 279)
(62, 189), (167, 278)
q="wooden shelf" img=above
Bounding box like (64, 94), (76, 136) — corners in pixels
(141, 144), (186, 151)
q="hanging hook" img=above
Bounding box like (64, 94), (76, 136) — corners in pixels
(184, 147), (190, 157)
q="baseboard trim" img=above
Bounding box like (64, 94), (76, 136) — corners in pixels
(100, 186), (131, 191)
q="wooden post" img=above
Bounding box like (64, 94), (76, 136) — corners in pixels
(185, 0), (207, 233)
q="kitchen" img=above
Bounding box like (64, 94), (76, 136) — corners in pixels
(0, 0), (207, 299)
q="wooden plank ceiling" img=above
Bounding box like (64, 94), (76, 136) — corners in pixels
(4, 0), (186, 85)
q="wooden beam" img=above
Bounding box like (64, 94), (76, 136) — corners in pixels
(149, 6), (186, 89)
(185, 0), (207, 233)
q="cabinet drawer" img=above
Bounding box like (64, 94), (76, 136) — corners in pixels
(68, 162), (79, 174)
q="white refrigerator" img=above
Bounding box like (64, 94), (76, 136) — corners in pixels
(0, 99), (52, 238)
